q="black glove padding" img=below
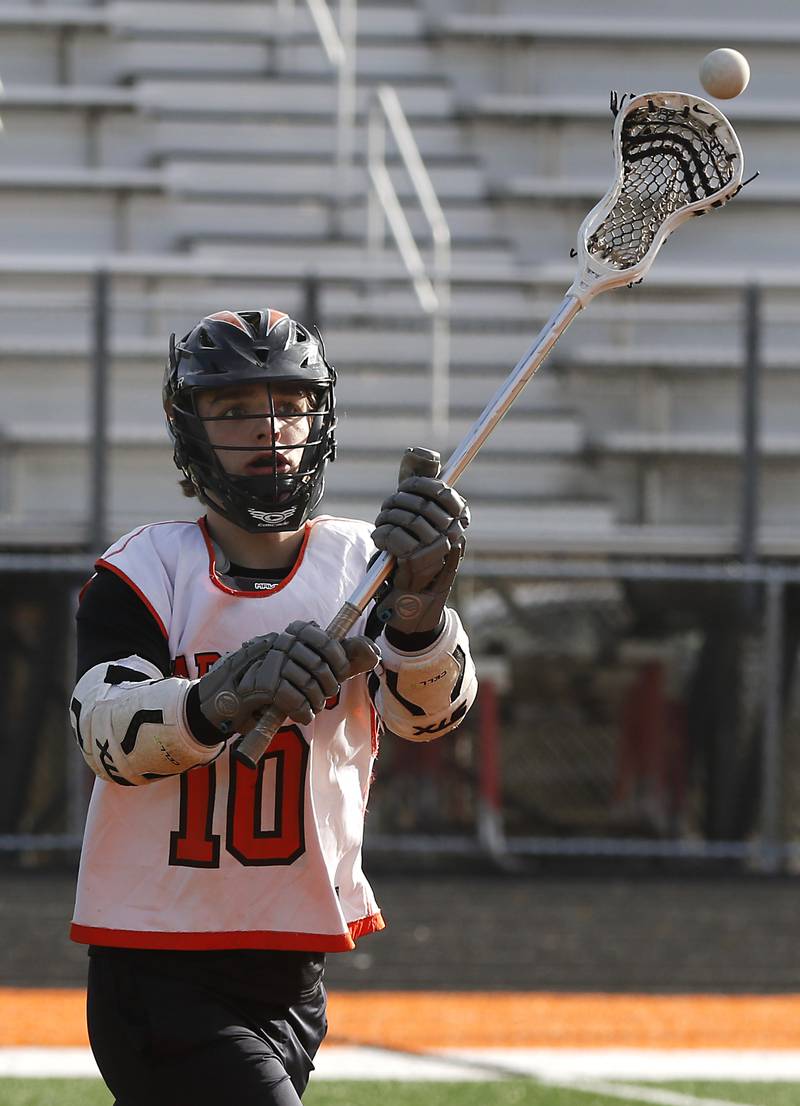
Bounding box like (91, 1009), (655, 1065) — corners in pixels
(372, 473), (470, 637)
(196, 620), (380, 734)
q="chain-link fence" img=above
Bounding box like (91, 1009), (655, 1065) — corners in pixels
(369, 561), (799, 871)
(2, 557), (800, 871)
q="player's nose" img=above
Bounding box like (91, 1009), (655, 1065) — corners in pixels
(254, 410), (289, 444)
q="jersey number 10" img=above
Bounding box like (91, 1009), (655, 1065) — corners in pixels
(169, 726), (309, 868)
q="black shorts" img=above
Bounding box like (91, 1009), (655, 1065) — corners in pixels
(87, 950), (328, 1106)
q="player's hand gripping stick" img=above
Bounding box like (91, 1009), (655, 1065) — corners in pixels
(237, 90), (746, 767)
(236, 447), (440, 766)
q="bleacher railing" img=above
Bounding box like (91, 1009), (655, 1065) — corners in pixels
(366, 85), (451, 438)
(276, 0), (356, 234)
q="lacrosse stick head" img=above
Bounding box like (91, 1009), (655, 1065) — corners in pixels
(568, 92), (744, 304)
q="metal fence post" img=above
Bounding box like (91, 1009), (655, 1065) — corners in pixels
(89, 268), (109, 553)
(365, 97), (385, 268)
(302, 273), (321, 330)
(740, 283), (761, 566)
(431, 233), (451, 442)
(333, 0), (357, 237)
(759, 575), (784, 872)
(273, 0), (296, 70)
(66, 583), (89, 841)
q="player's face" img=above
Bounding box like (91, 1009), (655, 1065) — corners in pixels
(196, 381), (314, 477)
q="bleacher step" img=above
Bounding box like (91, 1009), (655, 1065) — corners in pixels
(110, 2), (425, 38)
(187, 241), (516, 276)
(112, 38), (437, 82)
(171, 197), (502, 242)
(135, 78), (454, 117)
(163, 155), (485, 202)
(151, 117), (466, 160)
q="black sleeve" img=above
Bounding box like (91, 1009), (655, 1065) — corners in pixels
(75, 568), (171, 681)
(383, 618), (445, 653)
(76, 568), (224, 749)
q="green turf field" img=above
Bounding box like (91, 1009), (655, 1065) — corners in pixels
(646, 1085), (800, 1106)
(0, 1079), (798, 1106)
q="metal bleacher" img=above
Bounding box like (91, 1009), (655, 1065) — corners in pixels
(424, 0), (800, 555)
(0, 0), (798, 557)
(0, 0), (608, 553)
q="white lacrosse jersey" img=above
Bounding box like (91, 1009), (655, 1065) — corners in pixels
(71, 515), (385, 952)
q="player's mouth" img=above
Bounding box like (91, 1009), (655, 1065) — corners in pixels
(244, 451), (291, 475)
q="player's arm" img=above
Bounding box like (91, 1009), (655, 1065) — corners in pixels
(72, 570), (379, 786)
(71, 568), (226, 786)
(369, 456), (477, 741)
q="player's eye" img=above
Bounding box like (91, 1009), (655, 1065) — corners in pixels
(219, 404), (248, 418)
(273, 400), (307, 417)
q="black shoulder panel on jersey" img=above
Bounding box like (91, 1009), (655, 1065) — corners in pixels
(76, 568), (171, 681)
(104, 664), (151, 686)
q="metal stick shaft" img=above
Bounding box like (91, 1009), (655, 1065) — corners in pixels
(441, 294), (580, 486)
(237, 293), (583, 767)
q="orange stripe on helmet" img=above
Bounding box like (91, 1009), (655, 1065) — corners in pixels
(266, 309), (288, 334)
(206, 310), (251, 333)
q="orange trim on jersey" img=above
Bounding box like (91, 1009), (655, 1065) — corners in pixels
(78, 572), (97, 603)
(69, 912), (385, 952)
(370, 702), (380, 758)
(102, 522), (157, 557)
(198, 516), (312, 598)
(95, 560), (169, 641)
(102, 520), (196, 560)
(349, 913), (385, 941)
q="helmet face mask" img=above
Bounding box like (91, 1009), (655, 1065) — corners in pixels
(163, 310), (337, 533)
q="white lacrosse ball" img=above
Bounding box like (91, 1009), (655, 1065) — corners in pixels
(699, 48), (750, 99)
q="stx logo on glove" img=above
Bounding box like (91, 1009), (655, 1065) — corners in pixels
(411, 701), (468, 738)
(95, 738), (133, 787)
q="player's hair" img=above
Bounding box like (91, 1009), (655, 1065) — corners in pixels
(179, 475), (197, 499)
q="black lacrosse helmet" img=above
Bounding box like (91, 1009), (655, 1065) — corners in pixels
(163, 308), (337, 533)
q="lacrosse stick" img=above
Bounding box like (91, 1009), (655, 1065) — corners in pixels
(238, 90), (745, 767)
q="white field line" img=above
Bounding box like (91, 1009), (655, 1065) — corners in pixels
(1, 1045), (799, 1086)
(437, 1048), (800, 1082)
(0, 1049), (99, 1078)
(0, 1047), (500, 1083)
(552, 1078), (757, 1106)
(315, 1045), (499, 1081)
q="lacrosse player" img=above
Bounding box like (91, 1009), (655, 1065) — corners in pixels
(69, 308), (477, 1106)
